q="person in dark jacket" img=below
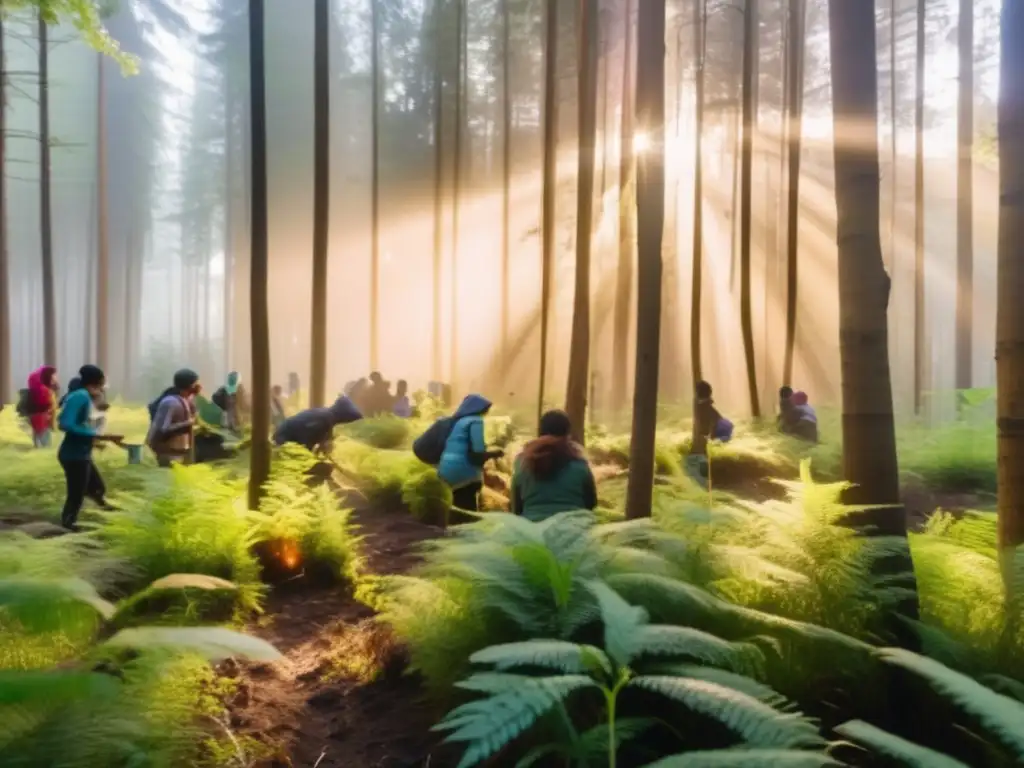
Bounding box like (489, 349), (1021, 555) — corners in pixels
(273, 395), (363, 453)
(362, 371), (394, 417)
(56, 365), (124, 531)
(510, 410), (597, 522)
(778, 385), (795, 432)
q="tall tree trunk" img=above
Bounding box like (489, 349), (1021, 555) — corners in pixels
(310, 0), (330, 407)
(783, 0), (805, 386)
(247, 0), (272, 510)
(828, 0), (917, 614)
(0, 19), (9, 405)
(738, 0), (760, 418)
(431, 0), (444, 381)
(625, 0), (665, 520)
(38, 13), (55, 366)
(450, 0), (465, 389)
(96, 52), (109, 370)
(955, 0), (973, 392)
(610, 0), (635, 414)
(538, 0), (558, 426)
(500, 0), (512, 377)
(565, 0), (598, 444)
(369, 0), (381, 372)
(913, 0), (925, 414)
(888, 0), (898, 280)
(997, 0), (1024, 556)
(690, 0), (706, 385)
(224, 91), (235, 372)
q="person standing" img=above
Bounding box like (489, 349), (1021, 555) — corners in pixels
(26, 365), (58, 447)
(57, 365), (123, 531)
(392, 379), (412, 418)
(147, 369), (201, 467)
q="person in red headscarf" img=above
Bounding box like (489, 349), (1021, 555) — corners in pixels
(26, 365), (58, 448)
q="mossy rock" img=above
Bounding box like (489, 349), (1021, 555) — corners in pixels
(110, 574), (239, 630)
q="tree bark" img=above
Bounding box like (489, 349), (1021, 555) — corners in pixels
(611, 0), (635, 414)
(783, 0), (805, 387)
(310, 0), (330, 407)
(369, 0), (381, 372)
(738, 0), (760, 418)
(38, 13), (56, 367)
(0, 18), (9, 404)
(565, 0), (598, 444)
(624, 0), (664, 520)
(247, 0), (272, 511)
(955, 0), (974, 392)
(827, 0), (918, 618)
(500, 0), (512, 377)
(997, 0), (1024, 555)
(96, 52), (109, 371)
(431, 0), (444, 381)
(450, 0), (465, 389)
(690, 0), (706, 385)
(538, 0), (558, 427)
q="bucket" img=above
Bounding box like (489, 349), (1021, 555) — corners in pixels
(125, 444), (143, 465)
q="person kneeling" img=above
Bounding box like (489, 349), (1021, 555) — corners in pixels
(273, 395), (363, 454)
(510, 410), (597, 522)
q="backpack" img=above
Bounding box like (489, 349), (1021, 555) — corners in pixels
(15, 389), (30, 418)
(412, 416), (457, 466)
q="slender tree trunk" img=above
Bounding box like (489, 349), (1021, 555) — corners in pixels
(310, 0), (330, 407)
(431, 0), (444, 381)
(913, 0), (925, 414)
(369, 0), (381, 372)
(247, 0), (272, 510)
(690, 0), (706, 385)
(783, 0), (805, 387)
(738, 0), (760, 418)
(500, 0), (512, 377)
(611, 0), (635, 414)
(0, 19), (9, 404)
(997, 0), (1024, 556)
(888, 0), (898, 281)
(224, 90), (234, 372)
(538, 0), (558, 426)
(624, 0), (665, 519)
(450, 0), (465, 388)
(96, 52), (109, 370)
(955, 0), (973, 392)
(38, 14), (55, 366)
(565, 0), (598, 444)
(828, 0), (917, 616)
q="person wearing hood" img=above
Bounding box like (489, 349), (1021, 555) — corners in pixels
(788, 391), (819, 443)
(147, 369), (201, 467)
(26, 365), (58, 447)
(273, 395), (363, 453)
(438, 394), (503, 512)
(510, 410), (597, 522)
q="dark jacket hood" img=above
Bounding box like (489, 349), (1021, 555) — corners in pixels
(329, 396), (363, 424)
(453, 394), (491, 420)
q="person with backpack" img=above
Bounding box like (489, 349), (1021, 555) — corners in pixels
(433, 394), (503, 513)
(510, 410), (597, 522)
(57, 365), (123, 531)
(147, 369), (201, 467)
(273, 394), (363, 453)
(24, 365), (58, 447)
(212, 371), (246, 432)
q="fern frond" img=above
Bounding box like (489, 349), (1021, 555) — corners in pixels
(0, 669), (120, 706)
(586, 580), (649, 667)
(470, 640), (611, 677)
(642, 749), (840, 767)
(651, 664), (789, 707)
(834, 719), (970, 767)
(574, 717), (657, 758)
(879, 648), (1024, 755)
(0, 577), (114, 622)
(630, 675), (822, 749)
(102, 627), (281, 662)
(632, 625), (764, 674)
(436, 674), (597, 768)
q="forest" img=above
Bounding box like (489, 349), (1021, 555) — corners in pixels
(1, 0), (1024, 766)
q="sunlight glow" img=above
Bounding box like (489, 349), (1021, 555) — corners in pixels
(633, 132), (651, 154)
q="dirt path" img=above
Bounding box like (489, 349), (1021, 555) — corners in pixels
(223, 508), (456, 768)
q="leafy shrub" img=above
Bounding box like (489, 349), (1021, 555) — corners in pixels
(343, 415), (413, 450)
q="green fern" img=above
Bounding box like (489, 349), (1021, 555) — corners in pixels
(642, 749), (841, 767)
(835, 719), (970, 767)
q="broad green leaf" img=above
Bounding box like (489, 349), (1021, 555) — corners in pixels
(102, 626), (281, 662)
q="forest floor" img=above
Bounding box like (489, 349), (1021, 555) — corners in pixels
(223, 504), (459, 768)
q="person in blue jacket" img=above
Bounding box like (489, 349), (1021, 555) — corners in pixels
(438, 394), (503, 512)
(57, 365), (124, 531)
